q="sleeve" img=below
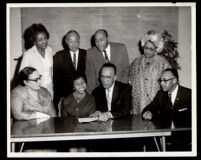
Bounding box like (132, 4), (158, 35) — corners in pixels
(53, 54), (62, 106)
(141, 92), (161, 120)
(19, 52), (31, 72)
(120, 44), (130, 83)
(11, 90), (36, 120)
(87, 96), (96, 116)
(85, 51), (97, 94)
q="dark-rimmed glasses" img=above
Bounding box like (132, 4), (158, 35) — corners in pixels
(158, 78), (175, 83)
(27, 75), (42, 82)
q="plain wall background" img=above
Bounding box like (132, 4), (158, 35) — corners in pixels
(9, 6), (192, 89)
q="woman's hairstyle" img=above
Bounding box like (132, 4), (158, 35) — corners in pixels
(140, 30), (164, 53)
(70, 70), (87, 87)
(18, 67), (36, 86)
(23, 23), (50, 50)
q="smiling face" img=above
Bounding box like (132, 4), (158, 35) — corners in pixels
(66, 32), (80, 52)
(24, 70), (41, 91)
(100, 67), (116, 89)
(35, 32), (48, 51)
(143, 41), (157, 58)
(73, 77), (86, 94)
(95, 30), (109, 51)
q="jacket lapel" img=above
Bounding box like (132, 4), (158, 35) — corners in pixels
(111, 82), (119, 111)
(173, 86), (181, 109)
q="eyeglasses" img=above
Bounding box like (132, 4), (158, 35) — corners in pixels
(158, 78), (175, 83)
(100, 75), (113, 80)
(27, 75), (42, 82)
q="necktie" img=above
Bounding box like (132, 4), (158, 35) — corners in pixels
(168, 93), (173, 107)
(103, 50), (109, 62)
(73, 52), (76, 70)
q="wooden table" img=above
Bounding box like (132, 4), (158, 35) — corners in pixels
(10, 115), (191, 152)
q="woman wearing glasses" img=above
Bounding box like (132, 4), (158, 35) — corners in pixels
(19, 23), (54, 99)
(11, 67), (56, 120)
(129, 30), (171, 115)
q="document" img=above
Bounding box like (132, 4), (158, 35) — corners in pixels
(78, 117), (98, 123)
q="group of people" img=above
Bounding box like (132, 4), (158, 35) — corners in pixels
(11, 23), (191, 151)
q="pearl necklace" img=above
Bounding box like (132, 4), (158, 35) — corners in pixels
(73, 91), (86, 103)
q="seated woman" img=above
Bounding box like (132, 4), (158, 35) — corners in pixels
(60, 71), (95, 118)
(11, 67), (56, 120)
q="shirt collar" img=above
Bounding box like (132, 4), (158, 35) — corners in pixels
(104, 43), (110, 53)
(169, 84), (178, 95)
(105, 81), (115, 93)
(70, 50), (79, 54)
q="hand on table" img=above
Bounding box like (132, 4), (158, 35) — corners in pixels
(142, 111), (153, 120)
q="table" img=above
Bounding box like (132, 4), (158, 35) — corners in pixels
(10, 115), (191, 152)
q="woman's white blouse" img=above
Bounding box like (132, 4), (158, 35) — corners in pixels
(19, 45), (54, 99)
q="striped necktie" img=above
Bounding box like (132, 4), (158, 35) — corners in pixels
(73, 52), (76, 70)
(103, 50), (109, 62)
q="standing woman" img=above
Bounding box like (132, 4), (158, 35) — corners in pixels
(129, 30), (171, 115)
(19, 23), (54, 99)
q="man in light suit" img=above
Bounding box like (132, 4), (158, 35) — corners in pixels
(142, 68), (191, 151)
(53, 30), (86, 111)
(85, 29), (130, 94)
(90, 63), (132, 121)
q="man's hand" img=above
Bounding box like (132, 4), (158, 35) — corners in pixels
(89, 111), (102, 118)
(142, 111), (153, 120)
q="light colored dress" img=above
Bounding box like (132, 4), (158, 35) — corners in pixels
(19, 45), (54, 99)
(11, 85), (56, 120)
(129, 54), (171, 115)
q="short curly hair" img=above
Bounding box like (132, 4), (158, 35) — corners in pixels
(23, 23), (50, 50)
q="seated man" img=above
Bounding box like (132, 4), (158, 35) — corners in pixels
(142, 68), (191, 121)
(90, 63), (132, 121)
(141, 68), (192, 151)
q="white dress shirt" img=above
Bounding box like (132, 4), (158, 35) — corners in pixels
(70, 50), (79, 69)
(105, 82), (115, 111)
(19, 45), (54, 99)
(169, 85), (179, 105)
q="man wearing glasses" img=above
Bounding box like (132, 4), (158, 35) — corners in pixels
(89, 63), (132, 121)
(142, 68), (191, 121)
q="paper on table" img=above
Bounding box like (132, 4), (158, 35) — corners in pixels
(78, 117), (98, 123)
(35, 112), (50, 125)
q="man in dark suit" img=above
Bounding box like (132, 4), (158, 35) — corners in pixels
(85, 29), (130, 94)
(90, 63), (132, 121)
(142, 68), (191, 151)
(142, 68), (191, 122)
(53, 30), (86, 111)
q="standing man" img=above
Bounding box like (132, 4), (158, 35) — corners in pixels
(90, 63), (132, 121)
(53, 30), (86, 111)
(85, 29), (130, 93)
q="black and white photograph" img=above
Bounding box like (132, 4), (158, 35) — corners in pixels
(6, 2), (197, 158)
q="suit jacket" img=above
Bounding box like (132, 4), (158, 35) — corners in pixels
(141, 85), (191, 122)
(53, 48), (86, 108)
(92, 81), (132, 118)
(86, 42), (129, 93)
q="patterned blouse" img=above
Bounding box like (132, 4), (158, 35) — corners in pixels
(129, 54), (171, 115)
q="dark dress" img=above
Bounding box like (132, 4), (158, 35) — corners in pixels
(61, 93), (96, 118)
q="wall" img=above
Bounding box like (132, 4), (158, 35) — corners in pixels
(9, 6), (192, 88)
(178, 7), (192, 88)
